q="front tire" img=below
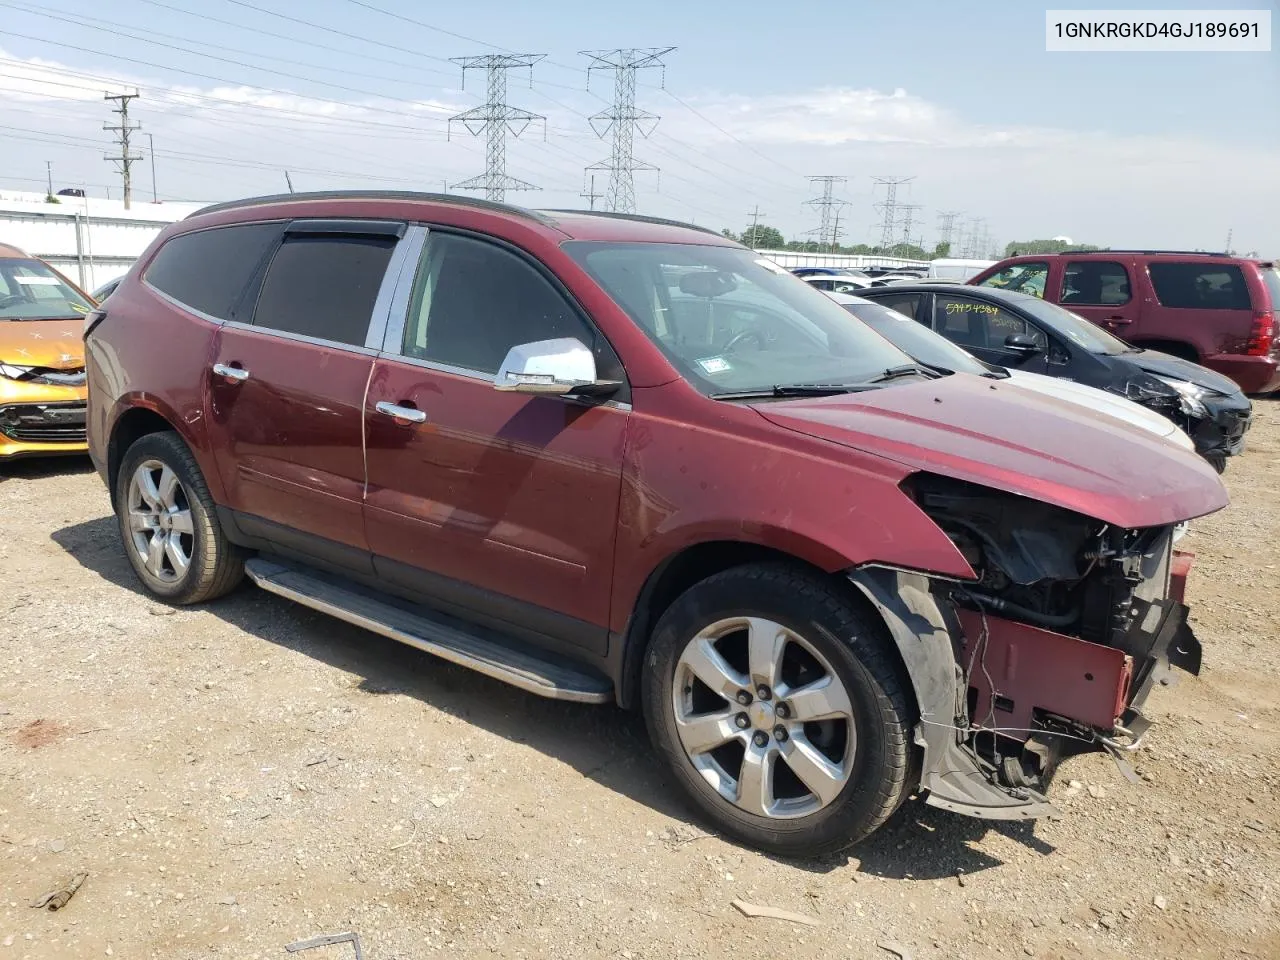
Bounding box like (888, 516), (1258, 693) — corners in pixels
(115, 431), (243, 604)
(642, 563), (914, 857)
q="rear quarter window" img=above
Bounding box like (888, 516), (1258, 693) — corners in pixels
(1258, 266), (1280, 309)
(145, 222), (284, 321)
(1148, 262), (1252, 310)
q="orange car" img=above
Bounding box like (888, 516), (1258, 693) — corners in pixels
(0, 243), (94, 460)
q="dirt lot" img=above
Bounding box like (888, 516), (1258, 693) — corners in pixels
(2, 403), (1279, 960)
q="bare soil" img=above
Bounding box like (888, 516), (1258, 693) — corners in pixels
(2, 402), (1279, 960)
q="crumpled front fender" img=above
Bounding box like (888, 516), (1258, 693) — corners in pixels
(847, 567), (1060, 821)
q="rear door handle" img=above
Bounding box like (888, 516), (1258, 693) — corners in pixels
(375, 401), (427, 424)
(212, 363), (250, 383)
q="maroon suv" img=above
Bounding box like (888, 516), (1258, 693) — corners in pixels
(85, 193), (1228, 856)
(970, 251), (1280, 394)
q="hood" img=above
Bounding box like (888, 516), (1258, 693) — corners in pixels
(1004, 370), (1190, 446)
(0, 319), (85, 368)
(1129, 349), (1241, 395)
(754, 373), (1227, 528)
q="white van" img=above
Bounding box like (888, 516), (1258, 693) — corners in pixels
(927, 258), (996, 281)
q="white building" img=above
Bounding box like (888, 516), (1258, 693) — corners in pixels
(0, 191), (207, 292)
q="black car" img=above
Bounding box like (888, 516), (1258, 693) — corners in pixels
(857, 283), (1253, 472)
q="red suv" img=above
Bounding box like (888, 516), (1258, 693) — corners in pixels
(970, 251), (1280, 395)
(85, 193), (1228, 855)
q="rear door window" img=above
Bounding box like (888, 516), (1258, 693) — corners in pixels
(1259, 266), (1280, 310)
(869, 292), (923, 321)
(145, 222), (283, 321)
(253, 234), (396, 347)
(1148, 262), (1252, 310)
(1060, 261), (1131, 305)
(977, 262), (1048, 298)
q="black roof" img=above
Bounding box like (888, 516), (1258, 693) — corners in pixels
(859, 282), (1042, 305)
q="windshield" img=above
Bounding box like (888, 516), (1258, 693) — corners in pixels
(564, 242), (913, 395)
(0, 259), (94, 320)
(1010, 294), (1133, 355)
(841, 299), (995, 376)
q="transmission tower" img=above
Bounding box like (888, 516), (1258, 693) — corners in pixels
(448, 54), (546, 203)
(898, 204), (923, 248)
(103, 90), (142, 210)
(937, 210), (961, 249)
(581, 47), (674, 214)
(963, 217), (985, 258)
(804, 176), (848, 250)
(872, 176), (914, 251)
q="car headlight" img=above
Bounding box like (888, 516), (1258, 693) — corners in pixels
(0, 363), (32, 380)
(1153, 376), (1213, 419)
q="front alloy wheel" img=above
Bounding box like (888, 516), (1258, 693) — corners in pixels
(673, 616), (855, 819)
(643, 564), (913, 857)
(125, 459), (195, 583)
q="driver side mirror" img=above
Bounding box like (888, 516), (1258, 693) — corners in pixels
(495, 338), (621, 399)
(1004, 333), (1043, 355)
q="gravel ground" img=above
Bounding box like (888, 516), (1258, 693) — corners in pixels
(2, 401), (1278, 960)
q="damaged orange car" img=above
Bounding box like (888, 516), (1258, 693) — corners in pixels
(0, 244), (92, 461)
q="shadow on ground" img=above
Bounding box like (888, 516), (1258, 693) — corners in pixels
(52, 514), (1056, 879)
(0, 455), (94, 483)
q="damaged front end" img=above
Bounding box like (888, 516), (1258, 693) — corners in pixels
(849, 473), (1203, 822)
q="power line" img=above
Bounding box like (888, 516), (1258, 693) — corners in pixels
(659, 89), (803, 180)
(103, 89), (142, 209)
(581, 47), (674, 214)
(448, 54), (546, 203)
(804, 176), (848, 251)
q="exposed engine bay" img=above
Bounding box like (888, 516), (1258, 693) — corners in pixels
(849, 473), (1204, 821)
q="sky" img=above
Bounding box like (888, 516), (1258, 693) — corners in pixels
(0, 0), (1277, 254)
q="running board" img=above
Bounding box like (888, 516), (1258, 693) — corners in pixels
(244, 558), (613, 704)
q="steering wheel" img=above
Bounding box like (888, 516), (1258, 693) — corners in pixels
(0, 294), (26, 310)
(722, 329), (766, 353)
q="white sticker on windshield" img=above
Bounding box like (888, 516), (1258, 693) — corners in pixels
(13, 276), (60, 285)
(754, 258), (789, 275)
(697, 356), (732, 375)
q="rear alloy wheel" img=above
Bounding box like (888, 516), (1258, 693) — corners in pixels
(125, 459), (195, 585)
(115, 431), (244, 604)
(643, 564), (913, 857)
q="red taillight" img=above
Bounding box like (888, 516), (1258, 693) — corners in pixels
(1246, 311), (1274, 357)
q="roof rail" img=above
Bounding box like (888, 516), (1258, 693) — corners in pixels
(540, 208), (727, 239)
(188, 190), (556, 225)
(1060, 248), (1230, 256)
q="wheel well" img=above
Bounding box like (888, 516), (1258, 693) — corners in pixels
(106, 408), (174, 507)
(1130, 338), (1199, 362)
(615, 541), (839, 709)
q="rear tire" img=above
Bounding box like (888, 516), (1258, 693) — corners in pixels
(115, 431), (243, 604)
(642, 563), (913, 857)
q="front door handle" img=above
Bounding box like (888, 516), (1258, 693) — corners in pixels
(212, 362), (250, 383)
(375, 401), (427, 424)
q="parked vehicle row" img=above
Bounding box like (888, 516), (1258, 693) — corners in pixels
(856, 282), (1253, 472)
(82, 192), (1228, 856)
(971, 251), (1280, 396)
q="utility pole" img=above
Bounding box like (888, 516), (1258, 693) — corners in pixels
(284, 170), (295, 193)
(1225, 228), (1233, 254)
(581, 173), (603, 211)
(103, 90), (142, 210)
(872, 176), (914, 252)
(45, 160), (52, 198)
(449, 54), (546, 203)
(745, 204), (767, 248)
(831, 207), (842, 253)
(145, 132), (157, 203)
(804, 176), (848, 251)
(581, 47), (674, 214)
(936, 210), (961, 250)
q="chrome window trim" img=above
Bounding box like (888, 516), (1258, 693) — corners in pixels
(376, 353), (631, 411)
(222, 319), (380, 357)
(379, 224), (428, 353)
(365, 224), (423, 351)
